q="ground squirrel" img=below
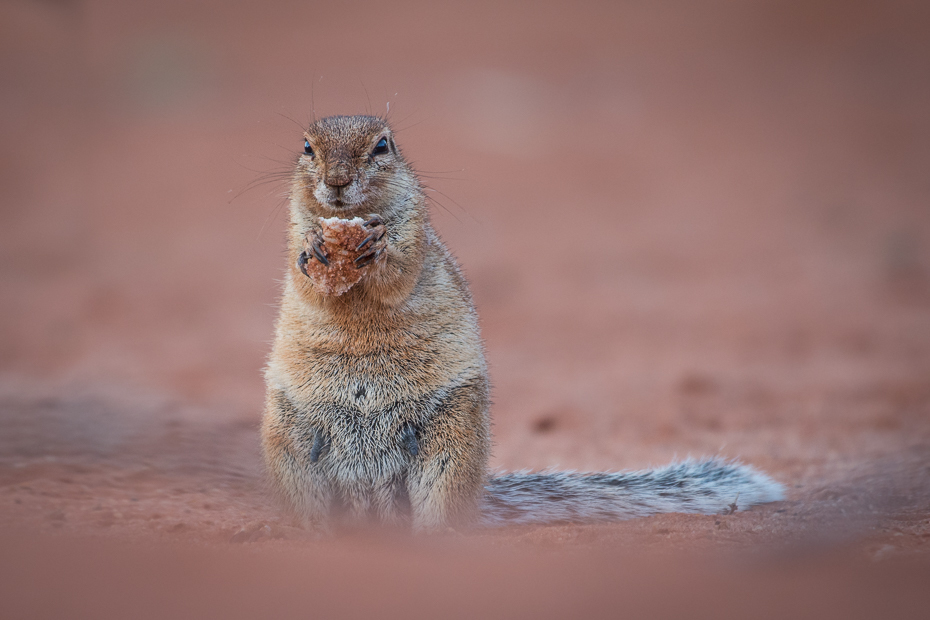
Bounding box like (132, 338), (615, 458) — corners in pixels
(261, 115), (784, 532)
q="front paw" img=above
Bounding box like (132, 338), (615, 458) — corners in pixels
(307, 225), (330, 266)
(353, 215), (387, 269)
(298, 216), (385, 296)
(297, 226), (330, 277)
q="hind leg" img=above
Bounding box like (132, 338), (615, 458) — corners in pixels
(405, 379), (490, 531)
(261, 391), (335, 530)
(332, 477), (410, 530)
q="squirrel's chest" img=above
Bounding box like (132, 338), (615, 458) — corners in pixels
(276, 318), (475, 411)
(271, 349), (433, 421)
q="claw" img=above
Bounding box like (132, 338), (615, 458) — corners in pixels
(355, 231), (384, 252)
(297, 251), (310, 277)
(356, 233), (375, 252)
(310, 240), (329, 266)
(354, 247), (384, 269)
(363, 216), (383, 228)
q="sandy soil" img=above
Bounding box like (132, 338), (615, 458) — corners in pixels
(1, 0), (929, 617)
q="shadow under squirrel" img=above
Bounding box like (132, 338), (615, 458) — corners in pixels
(261, 115), (784, 532)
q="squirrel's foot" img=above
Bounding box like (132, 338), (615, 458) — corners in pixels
(297, 517), (334, 539)
(354, 215), (387, 269)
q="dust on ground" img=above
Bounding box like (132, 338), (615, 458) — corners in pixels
(1, 1), (929, 617)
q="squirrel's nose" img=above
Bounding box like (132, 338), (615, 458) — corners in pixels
(325, 176), (350, 188)
(325, 165), (352, 188)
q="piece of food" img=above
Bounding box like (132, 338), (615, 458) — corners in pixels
(300, 217), (372, 296)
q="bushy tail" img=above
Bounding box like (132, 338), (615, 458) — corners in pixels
(480, 458), (784, 527)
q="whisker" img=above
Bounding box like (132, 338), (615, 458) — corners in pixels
(421, 185), (477, 224)
(276, 111), (307, 132)
(258, 195), (291, 240)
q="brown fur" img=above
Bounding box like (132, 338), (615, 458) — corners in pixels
(261, 115), (490, 531)
(262, 115), (786, 533)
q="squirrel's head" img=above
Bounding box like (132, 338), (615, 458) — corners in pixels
(294, 115), (414, 217)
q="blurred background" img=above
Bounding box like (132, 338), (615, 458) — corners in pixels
(1, 0), (929, 616)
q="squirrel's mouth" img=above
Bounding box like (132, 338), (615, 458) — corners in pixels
(313, 185), (364, 211)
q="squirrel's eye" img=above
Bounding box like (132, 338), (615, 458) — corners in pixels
(303, 140), (314, 157)
(371, 137), (389, 156)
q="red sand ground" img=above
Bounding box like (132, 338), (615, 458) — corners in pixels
(1, 1), (929, 617)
